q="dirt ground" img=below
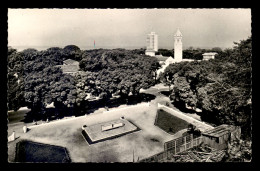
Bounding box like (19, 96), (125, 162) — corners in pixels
(7, 84), (197, 163)
(9, 102), (185, 162)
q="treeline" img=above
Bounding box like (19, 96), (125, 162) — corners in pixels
(7, 46), (159, 120)
(160, 37), (252, 140)
(155, 47), (223, 60)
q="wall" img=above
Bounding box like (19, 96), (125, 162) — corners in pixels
(145, 50), (155, 56)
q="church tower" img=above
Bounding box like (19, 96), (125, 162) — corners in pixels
(174, 28), (183, 62)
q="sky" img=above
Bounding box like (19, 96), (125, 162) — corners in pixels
(8, 9), (251, 50)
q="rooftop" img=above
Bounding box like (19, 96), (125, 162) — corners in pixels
(174, 28), (182, 37)
(202, 52), (218, 56)
(155, 55), (169, 61)
(63, 59), (79, 65)
(202, 124), (236, 138)
(56, 65), (79, 73)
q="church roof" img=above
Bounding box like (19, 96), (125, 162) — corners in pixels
(174, 28), (182, 37)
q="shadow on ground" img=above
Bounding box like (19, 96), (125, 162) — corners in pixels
(85, 93), (156, 114)
(21, 93), (156, 123)
(15, 140), (71, 163)
(160, 90), (171, 97)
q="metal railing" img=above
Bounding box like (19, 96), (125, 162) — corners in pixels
(139, 134), (203, 162)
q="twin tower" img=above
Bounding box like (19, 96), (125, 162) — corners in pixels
(145, 29), (183, 62)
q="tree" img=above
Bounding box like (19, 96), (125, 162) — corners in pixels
(211, 47), (222, 53)
(155, 49), (174, 56)
(63, 45), (82, 61)
(7, 47), (25, 111)
(150, 59), (161, 83)
(162, 37), (252, 140)
(23, 48), (77, 120)
(79, 48), (156, 100)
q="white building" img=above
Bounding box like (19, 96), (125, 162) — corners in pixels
(156, 29), (185, 77)
(202, 52), (218, 60)
(174, 28), (183, 62)
(145, 32), (158, 56)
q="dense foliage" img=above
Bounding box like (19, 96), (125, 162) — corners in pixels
(22, 48), (77, 119)
(155, 47), (223, 60)
(79, 48), (158, 96)
(7, 47), (25, 111)
(155, 49), (174, 57)
(75, 48), (159, 114)
(7, 46), (159, 119)
(160, 37), (252, 140)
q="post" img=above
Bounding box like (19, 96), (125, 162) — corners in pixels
(191, 134), (193, 148)
(166, 146), (168, 159)
(175, 140), (177, 154)
(23, 125), (27, 133)
(133, 149), (134, 163)
(184, 136), (186, 151)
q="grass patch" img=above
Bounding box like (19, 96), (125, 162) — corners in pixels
(8, 109), (30, 124)
(15, 140), (71, 163)
(155, 109), (190, 135)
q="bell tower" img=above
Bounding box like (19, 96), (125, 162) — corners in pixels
(174, 28), (183, 62)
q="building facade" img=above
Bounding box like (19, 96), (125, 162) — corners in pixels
(56, 59), (80, 75)
(145, 32), (158, 56)
(202, 124), (241, 150)
(202, 52), (218, 60)
(174, 28), (183, 62)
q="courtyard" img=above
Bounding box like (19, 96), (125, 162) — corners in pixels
(9, 102), (185, 162)
(8, 84), (206, 162)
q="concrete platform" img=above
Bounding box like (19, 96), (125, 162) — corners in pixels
(82, 118), (139, 144)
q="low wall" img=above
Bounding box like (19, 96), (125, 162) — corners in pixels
(157, 103), (214, 132)
(27, 116), (79, 129)
(102, 102), (150, 114)
(28, 103), (150, 130)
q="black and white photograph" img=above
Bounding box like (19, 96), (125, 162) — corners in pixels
(7, 8), (252, 163)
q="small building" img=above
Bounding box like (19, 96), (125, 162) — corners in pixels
(56, 59), (80, 75)
(182, 59), (195, 62)
(202, 124), (241, 150)
(155, 55), (168, 65)
(202, 52), (218, 60)
(63, 59), (79, 65)
(145, 49), (156, 56)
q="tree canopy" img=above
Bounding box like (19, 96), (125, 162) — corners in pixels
(8, 47), (158, 119)
(160, 36), (252, 140)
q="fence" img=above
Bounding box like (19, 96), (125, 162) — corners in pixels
(139, 134), (203, 162)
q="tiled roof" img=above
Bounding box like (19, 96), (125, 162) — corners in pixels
(63, 59), (79, 65)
